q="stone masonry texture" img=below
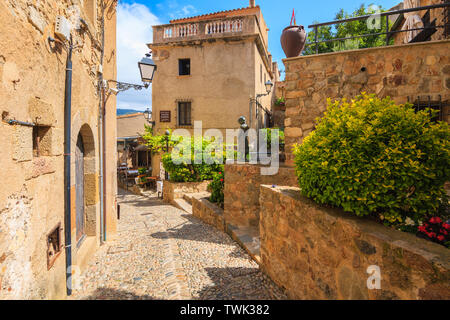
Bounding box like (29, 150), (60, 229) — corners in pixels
(282, 40), (450, 166)
(224, 164), (297, 228)
(0, 0), (117, 299)
(259, 186), (450, 300)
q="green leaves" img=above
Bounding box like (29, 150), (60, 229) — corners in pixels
(293, 94), (450, 226)
(209, 171), (224, 208)
(161, 137), (227, 183)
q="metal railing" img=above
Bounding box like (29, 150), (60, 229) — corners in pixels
(307, 3), (450, 54)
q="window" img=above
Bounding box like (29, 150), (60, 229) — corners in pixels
(445, 0), (450, 38)
(47, 224), (62, 270)
(178, 102), (192, 126)
(33, 125), (51, 157)
(179, 59), (191, 76)
(411, 97), (444, 122)
(260, 64), (263, 83)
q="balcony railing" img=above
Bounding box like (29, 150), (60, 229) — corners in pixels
(205, 19), (243, 35)
(164, 23), (199, 39)
(306, 2), (450, 55)
(153, 16), (257, 44)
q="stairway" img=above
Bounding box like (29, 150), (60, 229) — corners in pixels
(173, 192), (211, 214)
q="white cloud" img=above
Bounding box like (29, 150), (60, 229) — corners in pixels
(168, 4), (198, 20)
(117, 3), (160, 111)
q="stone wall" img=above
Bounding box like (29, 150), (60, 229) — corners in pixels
(192, 197), (226, 232)
(0, 0), (117, 299)
(259, 185), (450, 300)
(163, 180), (211, 204)
(224, 164), (297, 227)
(283, 40), (450, 165)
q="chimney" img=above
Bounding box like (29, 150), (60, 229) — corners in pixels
(250, 0), (255, 8)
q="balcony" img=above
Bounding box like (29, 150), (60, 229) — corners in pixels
(152, 15), (261, 45)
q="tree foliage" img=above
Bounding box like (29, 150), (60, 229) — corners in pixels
(304, 4), (392, 55)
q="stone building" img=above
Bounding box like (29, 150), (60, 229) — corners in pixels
(0, 0), (118, 299)
(149, 0), (280, 177)
(117, 112), (151, 169)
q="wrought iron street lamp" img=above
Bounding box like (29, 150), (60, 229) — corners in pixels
(143, 108), (155, 127)
(106, 52), (157, 95)
(138, 53), (157, 83)
(264, 80), (274, 94)
(143, 108), (152, 121)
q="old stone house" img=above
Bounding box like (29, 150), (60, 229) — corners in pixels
(117, 112), (151, 169)
(0, 0), (118, 299)
(149, 0), (280, 177)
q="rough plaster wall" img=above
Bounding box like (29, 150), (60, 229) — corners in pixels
(0, 0), (117, 298)
(0, 186), (37, 299)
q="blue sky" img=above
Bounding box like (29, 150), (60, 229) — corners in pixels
(117, 0), (400, 111)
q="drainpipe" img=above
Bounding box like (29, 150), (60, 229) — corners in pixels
(98, 0), (106, 243)
(64, 37), (73, 296)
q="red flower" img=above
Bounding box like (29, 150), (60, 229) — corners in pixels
(219, 172), (222, 175)
(418, 226), (427, 233)
(437, 235), (445, 242)
(443, 223), (450, 230)
(429, 217), (442, 224)
(220, 179), (224, 182)
(429, 232), (437, 239)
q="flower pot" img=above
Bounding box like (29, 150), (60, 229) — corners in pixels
(281, 25), (307, 58)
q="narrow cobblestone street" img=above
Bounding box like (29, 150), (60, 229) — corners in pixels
(71, 189), (286, 300)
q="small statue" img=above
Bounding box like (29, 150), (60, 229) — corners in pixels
(238, 116), (250, 161)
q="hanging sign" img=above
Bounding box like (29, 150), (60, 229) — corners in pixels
(160, 111), (171, 122)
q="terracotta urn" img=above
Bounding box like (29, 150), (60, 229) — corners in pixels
(281, 25), (307, 58)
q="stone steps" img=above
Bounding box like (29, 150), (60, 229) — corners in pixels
(226, 224), (261, 265)
(183, 192), (211, 205)
(173, 198), (193, 214)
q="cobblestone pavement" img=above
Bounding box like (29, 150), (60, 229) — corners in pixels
(70, 189), (287, 300)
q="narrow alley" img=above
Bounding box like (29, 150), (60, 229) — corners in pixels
(70, 189), (286, 300)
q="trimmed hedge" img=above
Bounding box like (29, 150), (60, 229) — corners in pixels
(293, 94), (450, 225)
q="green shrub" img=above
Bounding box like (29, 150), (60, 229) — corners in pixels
(162, 137), (225, 182)
(293, 93), (450, 225)
(261, 128), (285, 151)
(208, 171), (224, 208)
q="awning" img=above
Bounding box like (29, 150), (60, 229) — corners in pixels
(134, 144), (150, 151)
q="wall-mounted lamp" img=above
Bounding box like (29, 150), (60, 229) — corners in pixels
(138, 53), (157, 83)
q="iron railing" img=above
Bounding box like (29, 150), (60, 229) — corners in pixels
(307, 3), (450, 54)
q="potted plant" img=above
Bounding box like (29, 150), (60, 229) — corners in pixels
(275, 97), (286, 107)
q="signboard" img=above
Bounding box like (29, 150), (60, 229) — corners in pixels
(160, 111), (171, 123)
